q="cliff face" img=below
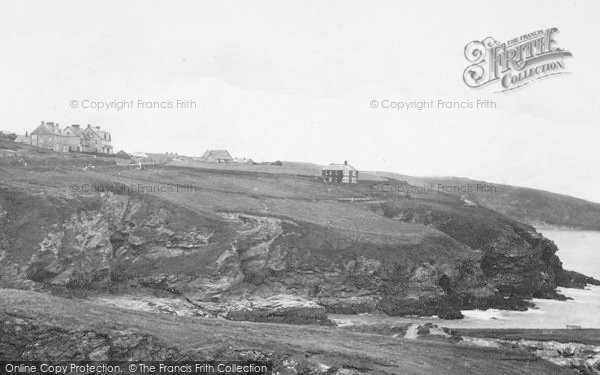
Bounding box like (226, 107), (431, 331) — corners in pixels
(213, 212), (492, 319)
(371, 199), (591, 305)
(0, 166), (595, 323)
(0, 190), (482, 319)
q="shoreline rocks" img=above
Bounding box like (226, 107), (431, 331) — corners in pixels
(223, 295), (331, 325)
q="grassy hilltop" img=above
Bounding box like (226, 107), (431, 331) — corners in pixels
(172, 157), (600, 230)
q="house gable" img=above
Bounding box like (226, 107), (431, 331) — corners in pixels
(63, 125), (83, 137)
(31, 122), (60, 136)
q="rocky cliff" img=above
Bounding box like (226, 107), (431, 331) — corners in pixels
(0, 165), (597, 323)
(371, 199), (599, 301)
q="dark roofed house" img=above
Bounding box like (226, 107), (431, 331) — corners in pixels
(31, 121), (69, 152)
(61, 124), (84, 152)
(201, 150), (233, 163)
(82, 124), (112, 154)
(26, 121), (113, 154)
(322, 161), (359, 183)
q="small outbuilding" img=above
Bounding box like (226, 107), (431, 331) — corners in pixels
(14, 133), (31, 144)
(201, 150), (233, 163)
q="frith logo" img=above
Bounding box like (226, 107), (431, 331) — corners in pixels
(463, 28), (572, 92)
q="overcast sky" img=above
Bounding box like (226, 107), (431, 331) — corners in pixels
(1, 1), (599, 202)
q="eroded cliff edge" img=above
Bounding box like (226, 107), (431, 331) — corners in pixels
(1, 167), (595, 322)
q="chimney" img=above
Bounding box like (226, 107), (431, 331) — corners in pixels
(344, 160), (348, 166)
(87, 124), (91, 128)
(41, 121), (44, 125)
(72, 124), (80, 129)
(95, 126), (100, 130)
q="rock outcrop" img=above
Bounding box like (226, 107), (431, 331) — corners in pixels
(459, 336), (600, 375)
(223, 295), (330, 324)
(348, 320), (600, 375)
(0, 314), (188, 361)
(1, 175), (597, 323)
(371, 199), (594, 306)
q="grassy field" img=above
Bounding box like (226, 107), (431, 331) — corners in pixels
(3, 138), (599, 233)
(0, 162), (469, 247)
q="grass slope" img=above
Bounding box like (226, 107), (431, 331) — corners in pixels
(361, 172), (600, 230)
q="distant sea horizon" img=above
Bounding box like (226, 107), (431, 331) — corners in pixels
(539, 228), (600, 280)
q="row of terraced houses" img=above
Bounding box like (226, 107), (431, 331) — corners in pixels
(15, 121), (113, 154)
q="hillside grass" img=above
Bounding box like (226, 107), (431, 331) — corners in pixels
(368, 172), (600, 230)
